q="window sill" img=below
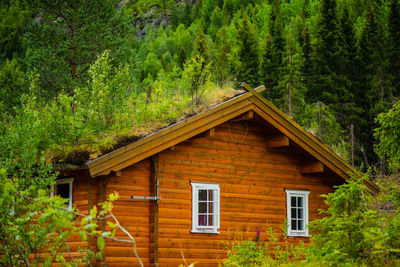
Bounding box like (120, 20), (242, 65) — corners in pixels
(190, 229), (220, 234)
(287, 233), (310, 237)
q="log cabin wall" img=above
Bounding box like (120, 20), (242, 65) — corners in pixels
(57, 170), (100, 260)
(154, 120), (344, 266)
(104, 159), (152, 266)
(96, 118), (345, 266)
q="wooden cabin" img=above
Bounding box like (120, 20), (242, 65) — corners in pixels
(59, 84), (378, 266)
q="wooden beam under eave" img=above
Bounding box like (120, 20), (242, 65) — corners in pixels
(233, 110), (254, 121)
(265, 135), (290, 149)
(208, 127), (215, 137)
(301, 161), (324, 174)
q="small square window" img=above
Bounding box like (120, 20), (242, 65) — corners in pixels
(191, 183), (220, 234)
(285, 189), (310, 237)
(54, 178), (74, 209)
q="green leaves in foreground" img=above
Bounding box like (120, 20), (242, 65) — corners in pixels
(307, 174), (400, 266)
(0, 161), (122, 266)
(0, 165), (77, 266)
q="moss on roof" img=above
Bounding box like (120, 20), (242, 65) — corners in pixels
(50, 87), (244, 166)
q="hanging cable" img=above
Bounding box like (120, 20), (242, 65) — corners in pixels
(227, 121), (248, 143)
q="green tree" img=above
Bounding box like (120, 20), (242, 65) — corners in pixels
(259, 34), (274, 99)
(25, 0), (131, 95)
(308, 0), (346, 109)
(276, 24), (306, 119)
(208, 5), (225, 37)
(236, 14), (259, 87)
(182, 55), (211, 104)
(388, 0), (400, 96)
(268, 2), (285, 99)
(375, 101), (400, 172)
(301, 26), (312, 92)
(194, 30), (210, 63)
(0, 59), (28, 114)
(307, 176), (391, 266)
(212, 26), (233, 86)
(0, 0), (32, 59)
(355, 7), (392, 168)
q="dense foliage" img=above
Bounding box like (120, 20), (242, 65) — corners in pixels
(1, 0), (399, 169)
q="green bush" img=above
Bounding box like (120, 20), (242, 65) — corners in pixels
(224, 228), (306, 266)
(307, 174), (400, 266)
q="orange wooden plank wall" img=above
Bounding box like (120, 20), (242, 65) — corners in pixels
(101, 121), (343, 266)
(105, 159), (152, 266)
(58, 171), (99, 261)
(156, 121), (342, 266)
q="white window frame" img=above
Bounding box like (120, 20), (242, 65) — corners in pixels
(54, 177), (74, 210)
(191, 182), (220, 234)
(285, 189), (310, 237)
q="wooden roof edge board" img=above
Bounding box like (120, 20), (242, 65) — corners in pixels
(55, 163), (88, 171)
(242, 82), (352, 169)
(92, 103), (255, 177)
(251, 104), (349, 177)
(251, 100), (380, 193)
(86, 85), (265, 170)
(242, 83), (379, 193)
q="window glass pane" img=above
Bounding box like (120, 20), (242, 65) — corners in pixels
(57, 183), (70, 200)
(291, 208), (297, 219)
(291, 220), (297, 230)
(208, 202), (214, 213)
(199, 190), (207, 201)
(298, 219), (303, 230)
(298, 197), (303, 207)
(198, 215), (206, 226)
(208, 215), (214, 226)
(298, 208), (303, 219)
(291, 196), (296, 207)
(199, 202), (207, 213)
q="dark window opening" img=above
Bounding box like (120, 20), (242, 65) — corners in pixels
(57, 183), (70, 200)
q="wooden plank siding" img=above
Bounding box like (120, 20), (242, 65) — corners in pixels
(99, 120), (343, 266)
(53, 171), (100, 262)
(104, 159), (152, 266)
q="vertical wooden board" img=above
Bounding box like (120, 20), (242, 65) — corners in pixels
(103, 159), (152, 267)
(149, 155), (160, 266)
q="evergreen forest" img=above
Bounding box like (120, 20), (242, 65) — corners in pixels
(1, 0), (400, 266)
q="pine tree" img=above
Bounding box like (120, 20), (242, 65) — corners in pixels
(309, 0), (354, 125)
(268, 2), (285, 99)
(236, 14), (259, 87)
(25, 0), (131, 96)
(213, 27), (233, 86)
(194, 30), (209, 63)
(310, 0), (341, 100)
(276, 27), (306, 119)
(388, 0), (400, 96)
(301, 27), (312, 93)
(0, 0), (32, 60)
(259, 35), (274, 99)
(355, 7), (392, 167)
